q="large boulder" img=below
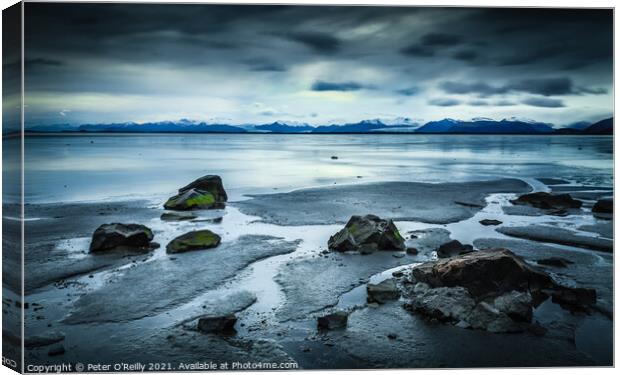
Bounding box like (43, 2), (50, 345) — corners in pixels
(197, 314), (237, 334)
(367, 278), (400, 303)
(165, 175), (227, 210)
(327, 214), (405, 253)
(510, 192), (582, 211)
(166, 230), (221, 254)
(407, 249), (597, 332)
(89, 223), (155, 252)
(179, 175), (228, 201)
(436, 240), (474, 258)
(592, 197), (613, 214)
(411, 248), (554, 298)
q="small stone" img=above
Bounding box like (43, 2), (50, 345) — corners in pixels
(367, 279), (400, 304)
(317, 310), (348, 330)
(197, 314), (237, 334)
(406, 247), (419, 255)
(479, 219), (503, 226)
(387, 333), (398, 340)
(331, 156), (338, 160)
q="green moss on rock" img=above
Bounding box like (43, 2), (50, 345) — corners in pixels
(166, 230), (222, 254)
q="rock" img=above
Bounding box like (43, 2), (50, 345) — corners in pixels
(166, 230), (221, 254)
(89, 223), (155, 252)
(409, 248), (597, 320)
(479, 219), (502, 226)
(178, 175), (228, 202)
(551, 286), (597, 311)
(493, 291), (533, 322)
(410, 283), (476, 322)
(406, 247), (418, 255)
(537, 257), (573, 268)
(411, 248), (555, 298)
(409, 284), (530, 333)
(466, 301), (522, 333)
(47, 344), (65, 356)
(387, 333), (398, 340)
(328, 214), (405, 253)
(592, 197), (612, 214)
(317, 310), (348, 330)
(510, 192), (582, 211)
(160, 212), (198, 221)
(367, 279), (400, 303)
(331, 156), (338, 160)
(436, 240), (474, 258)
(197, 314), (237, 334)
(164, 188), (223, 211)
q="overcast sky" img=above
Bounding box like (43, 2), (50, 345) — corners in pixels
(24, 3), (613, 126)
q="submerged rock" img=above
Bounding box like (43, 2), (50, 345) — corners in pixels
(197, 314), (237, 334)
(436, 240), (474, 258)
(328, 214), (405, 253)
(479, 219), (502, 226)
(166, 230), (221, 254)
(160, 212), (198, 221)
(89, 223), (155, 253)
(592, 197), (613, 214)
(510, 192), (582, 211)
(537, 257), (573, 268)
(317, 310), (348, 330)
(165, 175), (227, 210)
(367, 278), (400, 303)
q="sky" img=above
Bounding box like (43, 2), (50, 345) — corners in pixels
(22, 3), (613, 127)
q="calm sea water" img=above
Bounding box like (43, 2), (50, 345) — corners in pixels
(4, 134), (613, 203)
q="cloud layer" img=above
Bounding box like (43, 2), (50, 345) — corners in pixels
(23, 3), (613, 126)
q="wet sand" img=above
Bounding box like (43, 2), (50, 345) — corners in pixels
(8, 178), (614, 368)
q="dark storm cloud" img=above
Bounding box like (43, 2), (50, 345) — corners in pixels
(521, 97), (565, 108)
(439, 81), (508, 97)
(420, 33), (461, 46)
(311, 81), (367, 91)
(440, 78), (607, 97)
(286, 32), (341, 53)
(400, 33), (462, 57)
(21, 3), (612, 125)
(428, 98), (461, 107)
(452, 50), (478, 62)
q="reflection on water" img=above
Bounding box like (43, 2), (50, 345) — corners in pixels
(19, 134), (613, 203)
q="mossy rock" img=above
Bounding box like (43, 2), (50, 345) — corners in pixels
(328, 214), (405, 253)
(164, 188), (222, 211)
(178, 175), (228, 203)
(166, 230), (222, 254)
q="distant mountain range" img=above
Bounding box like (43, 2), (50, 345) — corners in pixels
(25, 117), (613, 135)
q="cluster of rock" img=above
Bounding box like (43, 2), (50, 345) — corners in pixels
(327, 214), (405, 254)
(404, 249), (597, 333)
(89, 175), (227, 255)
(510, 192), (582, 215)
(510, 191), (612, 219)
